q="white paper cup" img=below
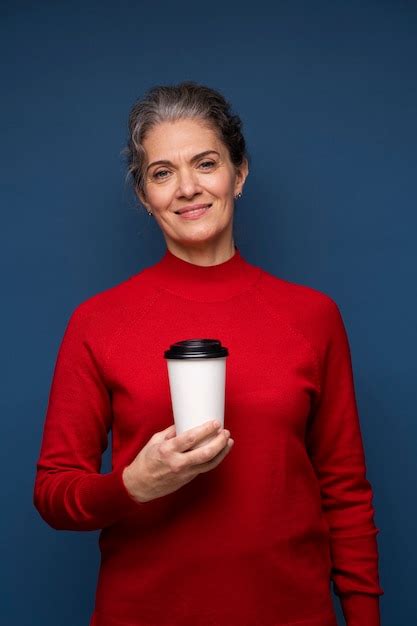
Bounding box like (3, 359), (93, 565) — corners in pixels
(164, 339), (229, 449)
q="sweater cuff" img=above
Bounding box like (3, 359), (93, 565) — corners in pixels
(340, 593), (380, 626)
(112, 465), (146, 511)
(78, 465), (144, 524)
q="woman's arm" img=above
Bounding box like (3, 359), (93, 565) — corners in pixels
(305, 298), (384, 626)
(33, 305), (141, 531)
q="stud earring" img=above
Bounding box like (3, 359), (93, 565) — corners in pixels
(234, 192), (242, 199)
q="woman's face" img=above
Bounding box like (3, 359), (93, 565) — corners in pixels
(138, 118), (248, 251)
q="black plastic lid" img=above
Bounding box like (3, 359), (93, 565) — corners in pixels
(164, 338), (229, 359)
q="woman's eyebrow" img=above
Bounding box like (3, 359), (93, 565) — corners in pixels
(147, 150), (220, 171)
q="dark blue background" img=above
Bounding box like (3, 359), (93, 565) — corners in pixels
(2, 1), (416, 624)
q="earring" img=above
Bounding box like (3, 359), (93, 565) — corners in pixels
(147, 210), (153, 216)
(235, 192), (242, 200)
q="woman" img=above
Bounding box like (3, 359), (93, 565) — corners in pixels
(34, 81), (384, 626)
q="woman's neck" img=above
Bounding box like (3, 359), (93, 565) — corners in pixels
(163, 237), (237, 267)
(142, 243), (262, 303)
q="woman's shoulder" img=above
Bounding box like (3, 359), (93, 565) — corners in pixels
(63, 267), (160, 337)
(255, 266), (343, 347)
(256, 265), (338, 313)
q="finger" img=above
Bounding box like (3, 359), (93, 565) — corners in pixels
(151, 424), (176, 444)
(183, 429), (231, 465)
(174, 420), (221, 453)
(164, 424), (177, 440)
(197, 438), (234, 473)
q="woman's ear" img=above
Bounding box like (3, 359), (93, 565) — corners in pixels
(235, 158), (249, 195)
(137, 186), (150, 210)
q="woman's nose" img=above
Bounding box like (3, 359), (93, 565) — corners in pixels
(175, 168), (202, 198)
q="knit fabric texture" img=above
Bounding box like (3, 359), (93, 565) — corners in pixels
(34, 245), (384, 626)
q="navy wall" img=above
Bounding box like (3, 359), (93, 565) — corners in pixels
(2, 1), (416, 624)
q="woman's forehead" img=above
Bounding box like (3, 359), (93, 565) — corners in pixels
(143, 119), (223, 161)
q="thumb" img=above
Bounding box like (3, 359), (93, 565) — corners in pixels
(162, 423), (177, 440)
(150, 424), (176, 444)
(164, 424), (177, 439)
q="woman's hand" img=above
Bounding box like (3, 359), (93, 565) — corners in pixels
(122, 420), (234, 503)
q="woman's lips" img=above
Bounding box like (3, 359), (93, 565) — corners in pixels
(177, 204), (212, 220)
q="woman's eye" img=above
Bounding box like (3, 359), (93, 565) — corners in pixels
(153, 169), (169, 180)
(153, 161), (215, 180)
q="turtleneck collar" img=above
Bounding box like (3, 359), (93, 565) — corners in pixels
(142, 245), (262, 302)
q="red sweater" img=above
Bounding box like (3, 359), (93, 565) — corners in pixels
(34, 246), (384, 626)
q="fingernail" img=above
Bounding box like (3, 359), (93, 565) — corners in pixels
(213, 420), (220, 428)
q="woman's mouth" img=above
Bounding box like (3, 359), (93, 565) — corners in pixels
(176, 204), (212, 220)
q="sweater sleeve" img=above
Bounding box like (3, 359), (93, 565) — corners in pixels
(33, 305), (142, 531)
(305, 298), (384, 626)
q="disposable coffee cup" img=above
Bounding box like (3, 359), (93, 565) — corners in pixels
(164, 339), (229, 449)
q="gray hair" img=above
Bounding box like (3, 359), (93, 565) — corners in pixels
(123, 80), (249, 204)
